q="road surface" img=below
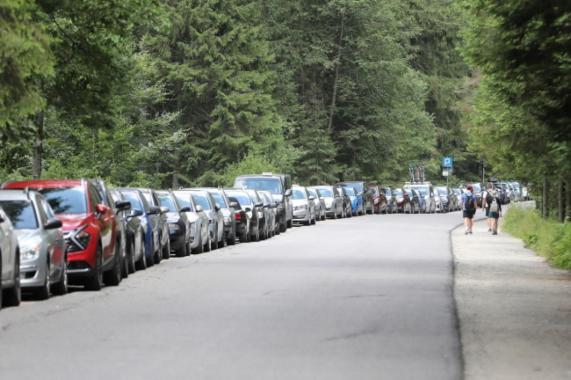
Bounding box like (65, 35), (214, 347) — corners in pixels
(0, 212), (464, 379)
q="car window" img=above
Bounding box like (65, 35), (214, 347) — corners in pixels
(292, 189), (307, 200)
(173, 192), (194, 211)
(40, 197), (55, 220)
(210, 192), (228, 208)
(157, 193), (177, 211)
(39, 186), (87, 215)
(0, 200), (39, 229)
(192, 193), (211, 210)
(225, 191), (252, 206)
(121, 191), (145, 212)
(317, 188), (333, 197)
(88, 185), (102, 211)
(234, 178), (283, 194)
(307, 189), (317, 198)
(345, 188), (355, 196)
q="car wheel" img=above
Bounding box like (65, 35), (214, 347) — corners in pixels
(287, 220), (292, 228)
(137, 238), (148, 270)
(103, 242), (122, 286)
(127, 240), (136, 274)
(162, 237), (171, 260)
(227, 231), (236, 246)
(176, 239), (188, 257)
(51, 261), (68, 296)
(154, 243), (162, 264)
(36, 261), (51, 300)
(3, 252), (21, 307)
(85, 245), (104, 291)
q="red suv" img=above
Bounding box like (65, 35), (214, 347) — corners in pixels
(2, 179), (122, 290)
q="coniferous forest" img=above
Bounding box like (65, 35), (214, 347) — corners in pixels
(1, 0), (569, 219)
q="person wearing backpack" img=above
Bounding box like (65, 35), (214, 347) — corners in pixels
(485, 189), (502, 235)
(482, 182), (494, 232)
(462, 185), (477, 234)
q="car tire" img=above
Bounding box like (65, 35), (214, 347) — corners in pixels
(3, 252), (21, 307)
(136, 238), (148, 270)
(287, 220), (292, 228)
(227, 231), (236, 246)
(162, 237), (171, 260)
(36, 261), (51, 300)
(85, 245), (104, 291)
(176, 239), (188, 257)
(103, 242), (122, 287)
(51, 262), (68, 296)
(127, 240), (136, 274)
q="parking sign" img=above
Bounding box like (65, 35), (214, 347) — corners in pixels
(442, 156), (453, 168)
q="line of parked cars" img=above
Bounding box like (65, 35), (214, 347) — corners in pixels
(0, 173), (526, 310)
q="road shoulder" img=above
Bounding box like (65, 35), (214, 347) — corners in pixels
(452, 217), (571, 380)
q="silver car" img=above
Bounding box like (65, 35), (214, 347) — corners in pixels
(259, 191), (277, 237)
(172, 191), (210, 253)
(0, 190), (67, 300)
(404, 183), (436, 213)
(0, 204), (21, 308)
(306, 188), (326, 221)
(309, 186), (343, 219)
(291, 186), (317, 225)
(188, 190), (225, 249)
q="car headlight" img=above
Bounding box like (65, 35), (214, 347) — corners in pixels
(65, 225), (91, 253)
(21, 242), (41, 261)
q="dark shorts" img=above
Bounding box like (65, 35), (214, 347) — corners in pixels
(489, 211), (500, 219)
(463, 210), (475, 219)
(485, 209), (490, 217)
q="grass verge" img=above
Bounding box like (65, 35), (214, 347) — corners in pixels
(503, 206), (571, 270)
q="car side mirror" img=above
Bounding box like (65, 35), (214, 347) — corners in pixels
(115, 200), (131, 211)
(44, 218), (62, 230)
(160, 206), (169, 214)
(285, 189), (292, 197)
(95, 203), (110, 215)
(129, 209), (144, 218)
(180, 206), (191, 212)
(148, 206), (161, 215)
(229, 201), (239, 209)
(195, 205), (204, 213)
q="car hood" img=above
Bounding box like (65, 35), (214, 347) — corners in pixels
(56, 213), (91, 231)
(272, 194), (283, 203)
(166, 212), (180, 223)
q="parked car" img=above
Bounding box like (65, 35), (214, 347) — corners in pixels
(392, 188), (411, 213)
(309, 186), (343, 219)
(4, 179), (123, 291)
(291, 186), (316, 225)
(223, 189), (254, 242)
(403, 182), (435, 213)
(156, 190), (192, 257)
(109, 189), (144, 274)
(172, 191), (210, 253)
(196, 188), (237, 246)
(382, 187), (397, 214)
(118, 188), (159, 269)
(233, 173), (292, 232)
(188, 190), (225, 249)
(335, 185), (352, 218)
(338, 181), (373, 214)
(434, 186), (456, 212)
(307, 187), (326, 221)
(259, 191), (278, 237)
(0, 205), (21, 307)
(368, 183), (388, 214)
(139, 188), (169, 262)
(404, 188), (421, 214)
(452, 188), (463, 211)
(344, 187), (364, 216)
(0, 190), (67, 300)
(243, 189), (268, 240)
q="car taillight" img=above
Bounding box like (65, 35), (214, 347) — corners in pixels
(235, 212), (241, 221)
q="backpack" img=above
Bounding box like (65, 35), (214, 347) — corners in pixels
(464, 194), (475, 211)
(489, 197), (499, 212)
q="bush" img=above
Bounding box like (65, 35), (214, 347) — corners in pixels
(503, 206), (571, 270)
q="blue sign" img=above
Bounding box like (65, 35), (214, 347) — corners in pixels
(442, 156), (453, 168)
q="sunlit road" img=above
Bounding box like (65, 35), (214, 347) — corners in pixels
(0, 212), (464, 379)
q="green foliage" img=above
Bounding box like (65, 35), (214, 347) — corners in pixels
(503, 206), (571, 269)
(0, 0), (53, 140)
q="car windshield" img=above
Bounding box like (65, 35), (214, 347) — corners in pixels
(343, 182), (364, 193)
(235, 178), (282, 194)
(437, 188), (448, 195)
(157, 193), (177, 211)
(192, 193), (211, 210)
(121, 191), (145, 212)
(173, 192), (194, 211)
(393, 189), (403, 196)
(307, 189), (317, 198)
(141, 191), (156, 206)
(292, 189), (307, 200)
(453, 189), (461, 195)
(39, 186), (87, 215)
(408, 186), (429, 196)
(345, 188), (355, 196)
(210, 192), (228, 208)
(0, 200), (38, 229)
(225, 191), (252, 206)
(317, 188), (333, 197)
(384, 189), (391, 196)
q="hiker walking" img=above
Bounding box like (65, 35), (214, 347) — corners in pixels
(485, 188), (502, 235)
(462, 185), (477, 234)
(482, 182), (494, 232)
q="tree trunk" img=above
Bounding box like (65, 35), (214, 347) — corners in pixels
(557, 180), (564, 223)
(327, 12), (345, 133)
(32, 111), (44, 179)
(542, 176), (549, 218)
(565, 179), (571, 222)
(172, 173), (179, 189)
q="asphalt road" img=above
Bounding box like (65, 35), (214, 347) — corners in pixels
(0, 212), (464, 380)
